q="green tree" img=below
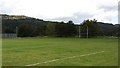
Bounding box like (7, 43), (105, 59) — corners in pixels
(35, 25), (46, 36)
(3, 27), (15, 33)
(46, 22), (56, 36)
(18, 24), (35, 37)
(80, 19), (100, 38)
(67, 20), (74, 24)
(55, 21), (77, 37)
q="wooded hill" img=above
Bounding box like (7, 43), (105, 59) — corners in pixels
(1, 14), (120, 37)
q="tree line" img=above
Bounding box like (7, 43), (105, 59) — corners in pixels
(2, 14), (120, 38)
(17, 20), (77, 37)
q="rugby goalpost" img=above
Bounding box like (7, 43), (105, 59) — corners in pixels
(78, 25), (89, 38)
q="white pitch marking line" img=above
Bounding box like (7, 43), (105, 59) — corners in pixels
(25, 51), (105, 66)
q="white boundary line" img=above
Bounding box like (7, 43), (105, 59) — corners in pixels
(25, 51), (105, 66)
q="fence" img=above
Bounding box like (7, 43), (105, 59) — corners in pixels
(2, 34), (17, 38)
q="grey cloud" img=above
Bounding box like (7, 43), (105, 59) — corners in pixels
(73, 12), (94, 20)
(99, 5), (117, 12)
(0, 3), (13, 14)
(0, 8), (13, 14)
(47, 12), (94, 24)
(47, 17), (79, 23)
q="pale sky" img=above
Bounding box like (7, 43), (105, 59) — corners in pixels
(0, 0), (119, 24)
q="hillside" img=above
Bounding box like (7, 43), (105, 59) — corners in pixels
(1, 14), (48, 33)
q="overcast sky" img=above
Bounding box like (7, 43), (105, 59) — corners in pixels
(0, 0), (119, 24)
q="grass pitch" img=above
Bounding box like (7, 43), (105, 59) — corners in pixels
(2, 37), (118, 66)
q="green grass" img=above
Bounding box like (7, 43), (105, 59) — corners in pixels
(2, 37), (118, 66)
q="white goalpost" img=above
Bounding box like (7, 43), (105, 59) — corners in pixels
(78, 25), (89, 38)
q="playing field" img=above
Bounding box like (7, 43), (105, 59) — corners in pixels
(2, 37), (118, 66)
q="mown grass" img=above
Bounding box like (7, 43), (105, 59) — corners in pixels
(2, 37), (118, 66)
